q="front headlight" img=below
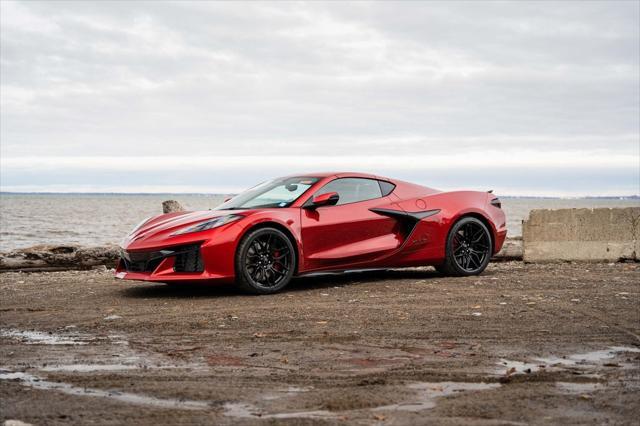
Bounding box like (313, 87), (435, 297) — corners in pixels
(172, 214), (242, 236)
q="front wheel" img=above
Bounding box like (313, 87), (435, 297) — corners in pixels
(235, 227), (296, 294)
(437, 217), (492, 276)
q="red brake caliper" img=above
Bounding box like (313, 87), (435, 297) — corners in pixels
(273, 250), (281, 271)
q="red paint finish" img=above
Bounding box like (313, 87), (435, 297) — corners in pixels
(116, 172), (507, 285)
(300, 196), (401, 270)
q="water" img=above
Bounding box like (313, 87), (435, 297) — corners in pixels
(0, 193), (226, 252)
(0, 370), (211, 410)
(495, 346), (640, 376)
(223, 402), (336, 420)
(0, 194), (637, 252)
(1, 328), (93, 345)
(373, 382), (501, 412)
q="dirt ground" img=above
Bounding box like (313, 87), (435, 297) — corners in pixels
(1, 262), (639, 425)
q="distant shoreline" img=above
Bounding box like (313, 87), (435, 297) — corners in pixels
(1, 192), (638, 200)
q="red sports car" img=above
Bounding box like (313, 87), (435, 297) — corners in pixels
(116, 172), (507, 294)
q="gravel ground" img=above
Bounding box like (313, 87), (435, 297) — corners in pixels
(1, 262), (639, 425)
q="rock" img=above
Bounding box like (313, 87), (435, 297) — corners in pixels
(162, 200), (185, 214)
(76, 246), (120, 267)
(0, 245), (120, 272)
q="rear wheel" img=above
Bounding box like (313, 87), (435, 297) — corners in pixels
(235, 227), (296, 294)
(438, 217), (492, 276)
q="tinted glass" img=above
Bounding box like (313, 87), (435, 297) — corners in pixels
(378, 180), (396, 196)
(216, 177), (318, 209)
(317, 178), (383, 205)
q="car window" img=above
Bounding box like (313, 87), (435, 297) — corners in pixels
(241, 184), (309, 208)
(378, 180), (396, 196)
(316, 178), (383, 205)
(216, 177), (318, 209)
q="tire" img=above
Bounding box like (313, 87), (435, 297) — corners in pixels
(438, 217), (492, 276)
(235, 227), (296, 294)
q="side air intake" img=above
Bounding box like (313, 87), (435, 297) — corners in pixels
(173, 245), (204, 272)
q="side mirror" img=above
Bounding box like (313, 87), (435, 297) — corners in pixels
(305, 192), (339, 209)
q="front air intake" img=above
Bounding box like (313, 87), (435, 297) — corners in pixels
(121, 251), (164, 273)
(173, 245), (204, 273)
(121, 244), (204, 274)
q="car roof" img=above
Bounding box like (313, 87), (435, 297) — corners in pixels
(284, 171), (388, 180)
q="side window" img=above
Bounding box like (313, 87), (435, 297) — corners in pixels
(378, 180), (395, 196)
(317, 178), (383, 205)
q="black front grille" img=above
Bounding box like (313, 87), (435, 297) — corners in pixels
(173, 246), (204, 272)
(120, 244), (203, 273)
(122, 257), (163, 273)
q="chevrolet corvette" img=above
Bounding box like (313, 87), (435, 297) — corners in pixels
(116, 172), (507, 294)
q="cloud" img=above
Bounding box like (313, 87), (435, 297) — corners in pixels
(0, 1), (638, 195)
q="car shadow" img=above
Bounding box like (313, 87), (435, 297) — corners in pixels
(117, 268), (444, 299)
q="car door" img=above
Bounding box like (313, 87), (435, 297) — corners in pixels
(300, 178), (403, 271)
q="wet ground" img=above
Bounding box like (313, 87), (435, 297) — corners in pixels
(1, 262), (638, 425)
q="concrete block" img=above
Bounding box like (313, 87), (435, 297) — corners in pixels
(523, 207), (640, 262)
(492, 238), (522, 261)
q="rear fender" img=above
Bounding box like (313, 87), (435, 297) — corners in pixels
(438, 192), (505, 254)
(389, 191), (500, 260)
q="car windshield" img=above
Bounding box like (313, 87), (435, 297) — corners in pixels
(215, 177), (319, 210)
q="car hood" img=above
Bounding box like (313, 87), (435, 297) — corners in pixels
(122, 209), (249, 250)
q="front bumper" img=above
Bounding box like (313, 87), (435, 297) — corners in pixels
(120, 244), (204, 273)
(115, 242), (233, 283)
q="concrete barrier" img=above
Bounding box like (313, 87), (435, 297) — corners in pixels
(492, 237), (522, 261)
(523, 207), (640, 262)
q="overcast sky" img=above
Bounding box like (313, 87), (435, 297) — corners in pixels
(1, 0), (638, 196)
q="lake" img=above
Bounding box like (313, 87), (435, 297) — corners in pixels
(0, 194), (637, 251)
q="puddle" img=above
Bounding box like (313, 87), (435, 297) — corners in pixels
(223, 402), (335, 419)
(496, 346), (640, 375)
(373, 382), (501, 412)
(106, 334), (130, 345)
(103, 315), (122, 321)
(265, 410), (336, 419)
(1, 328), (205, 374)
(537, 346), (640, 367)
(223, 402), (261, 418)
(281, 385), (312, 393)
(496, 359), (545, 374)
(261, 385), (313, 401)
(1, 329), (93, 345)
(556, 382), (602, 394)
(37, 362), (199, 372)
(0, 370), (211, 410)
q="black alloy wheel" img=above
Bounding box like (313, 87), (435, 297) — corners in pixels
(437, 217), (492, 276)
(235, 227), (296, 294)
